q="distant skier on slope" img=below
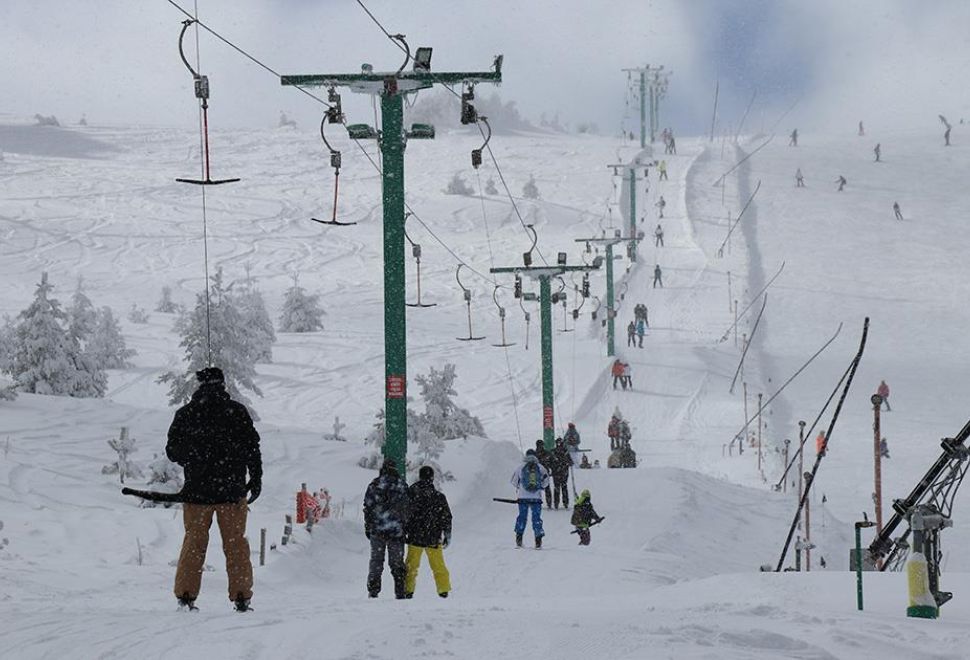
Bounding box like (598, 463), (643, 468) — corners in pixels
(880, 437), (891, 459)
(815, 431), (827, 457)
(511, 449), (549, 548)
(893, 202), (904, 222)
(658, 160), (668, 181)
(653, 264), (663, 288)
(874, 143), (881, 162)
(655, 223), (664, 246)
(564, 422), (582, 467)
(789, 128), (798, 146)
(836, 175), (847, 192)
(627, 320), (636, 347)
(636, 317), (646, 348)
(166, 367), (262, 613)
(795, 168), (805, 187)
(858, 120), (865, 136)
(622, 361), (633, 388)
(608, 411), (622, 450)
(877, 379), (891, 410)
(940, 115), (953, 146)
(571, 490), (603, 546)
(656, 196), (666, 219)
(550, 438), (574, 509)
(611, 359), (625, 390)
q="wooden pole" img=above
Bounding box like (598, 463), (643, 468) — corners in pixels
(742, 382), (749, 454)
(804, 471), (812, 572)
(260, 528), (267, 566)
(757, 393), (764, 476)
(782, 439), (790, 493)
(872, 395), (883, 536)
(733, 300), (739, 347)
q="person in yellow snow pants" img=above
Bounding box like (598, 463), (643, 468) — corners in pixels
(405, 545), (451, 597)
(403, 466), (453, 598)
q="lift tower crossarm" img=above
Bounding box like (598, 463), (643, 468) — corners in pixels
(490, 263), (599, 449)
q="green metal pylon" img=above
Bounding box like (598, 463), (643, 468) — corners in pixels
(575, 234), (637, 357)
(622, 65), (671, 146)
(283, 54), (503, 473)
(638, 70), (647, 149)
(607, 162), (649, 262)
(491, 263), (600, 450)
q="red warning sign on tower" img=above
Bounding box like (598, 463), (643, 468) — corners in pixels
(387, 375), (406, 399)
(543, 406), (554, 429)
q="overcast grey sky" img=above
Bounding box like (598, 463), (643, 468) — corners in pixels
(2, 1), (968, 135)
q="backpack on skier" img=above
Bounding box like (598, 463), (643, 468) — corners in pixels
(520, 462), (543, 493)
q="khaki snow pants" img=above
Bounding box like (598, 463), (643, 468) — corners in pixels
(174, 498), (253, 602)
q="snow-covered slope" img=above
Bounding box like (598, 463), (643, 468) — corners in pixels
(2, 122), (970, 659)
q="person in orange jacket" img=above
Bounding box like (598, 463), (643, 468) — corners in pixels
(815, 431), (827, 457)
(611, 359), (625, 390)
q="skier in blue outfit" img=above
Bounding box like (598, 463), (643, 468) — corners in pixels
(511, 449), (550, 548)
(636, 317), (646, 348)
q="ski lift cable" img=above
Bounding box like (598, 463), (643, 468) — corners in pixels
(476, 168), (523, 449)
(188, 3), (212, 366)
(164, 0), (334, 110)
(352, 0), (547, 263)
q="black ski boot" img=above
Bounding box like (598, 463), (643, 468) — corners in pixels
(177, 594), (198, 612)
(515, 533), (523, 548)
(234, 595), (252, 612)
(535, 535), (543, 549)
(438, 592), (448, 599)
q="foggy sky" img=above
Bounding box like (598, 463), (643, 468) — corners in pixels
(2, 1), (968, 136)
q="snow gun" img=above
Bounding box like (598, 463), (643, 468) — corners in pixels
(570, 517), (606, 534)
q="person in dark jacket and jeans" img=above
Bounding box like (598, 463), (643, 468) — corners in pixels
(166, 367), (262, 612)
(404, 466), (452, 599)
(364, 458), (410, 599)
(549, 438), (574, 509)
(534, 440), (554, 509)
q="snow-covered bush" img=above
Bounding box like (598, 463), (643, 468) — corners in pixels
(415, 363), (485, 440)
(127, 304), (149, 324)
(236, 277), (275, 363)
(485, 178), (498, 195)
(157, 268), (262, 413)
(445, 172), (475, 196)
(67, 278), (97, 345)
(34, 114), (60, 127)
(324, 416), (347, 442)
(0, 273), (105, 397)
(102, 427), (143, 484)
(155, 286), (180, 314)
(87, 307), (135, 369)
(278, 275), (325, 333)
(522, 175), (540, 200)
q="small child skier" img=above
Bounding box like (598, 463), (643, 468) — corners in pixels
(571, 489), (602, 546)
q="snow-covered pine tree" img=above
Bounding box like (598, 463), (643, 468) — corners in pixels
(1, 273), (105, 397)
(155, 286), (180, 314)
(445, 172), (474, 196)
(414, 363), (485, 440)
(102, 427), (143, 484)
(87, 306), (135, 369)
(278, 274), (325, 333)
(236, 268), (275, 362)
(522, 175), (540, 200)
(0, 318), (16, 400)
(485, 177), (498, 195)
(66, 277), (98, 345)
(127, 303), (149, 324)
(359, 406), (426, 469)
(137, 454), (183, 508)
(410, 414), (444, 462)
(157, 268), (262, 413)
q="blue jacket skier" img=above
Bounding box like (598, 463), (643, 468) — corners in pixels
(511, 450), (549, 548)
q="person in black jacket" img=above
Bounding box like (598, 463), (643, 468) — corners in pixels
(166, 367), (262, 612)
(363, 458), (410, 599)
(403, 466), (452, 598)
(549, 438), (573, 509)
(534, 439), (554, 509)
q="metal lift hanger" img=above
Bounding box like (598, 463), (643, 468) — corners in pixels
(175, 19), (240, 186)
(491, 285), (515, 347)
(455, 264), (486, 341)
(404, 212), (435, 307)
(311, 89), (357, 227)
